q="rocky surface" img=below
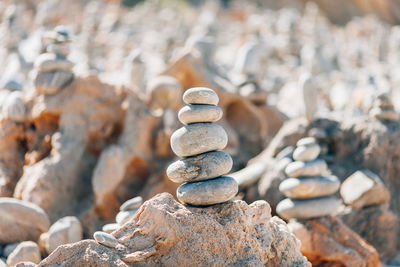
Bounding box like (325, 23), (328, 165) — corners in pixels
(39, 193), (310, 266)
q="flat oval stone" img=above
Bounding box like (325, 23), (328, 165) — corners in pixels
(292, 143), (321, 161)
(279, 176), (340, 199)
(177, 176), (238, 206)
(276, 196), (342, 220)
(35, 53), (74, 73)
(178, 104), (223, 125)
(183, 87), (219, 105)
(371, 108), (399, 121)
(93, 231), (118, 248)
(285, 159), (327, 177)
(296, 137), (317, 147)
(120, 196), (143, 211)
(102, 223), (120, 234)
(116, 209), (138, 225)
(167, 151), (233, 183)
(171, 123), (228, 157)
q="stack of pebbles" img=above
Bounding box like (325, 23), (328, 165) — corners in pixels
(33, 25), (74, 95)
(167, 87), (238, 205)
(369, 93), (399, 122)
(102, 196), (143, 233)
(276, 137), (341, 220)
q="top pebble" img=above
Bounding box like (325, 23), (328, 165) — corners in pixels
(183, 87), (219, 105)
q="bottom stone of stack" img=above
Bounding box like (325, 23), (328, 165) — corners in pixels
(276, 196), (342, 220)
(177, 176), (238, 206)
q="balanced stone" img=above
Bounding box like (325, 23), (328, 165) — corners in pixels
(276, 196), (342, 220)
(279, 176), (340, 199)
(102, 223), (120, 234)
(34, 53), (74, 73)
(167, 151), (233, 183)
(177, 176), (238, 206)
(292, 143), (320, 161)
(370, 107), (399, 121)
(116, 209), (138, 225)
(170, 123), (228, 157)
(93, 231), (118, 248)
(183, 87), (219, 105)
(178, 104), (223, 125)
(34, 71), (74, 95)
(296, 137), (317, 147)
(120, 196), (143, 211)
(285, 159), (327, 177)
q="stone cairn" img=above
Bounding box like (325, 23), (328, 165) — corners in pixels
(276, 137), (341, 220)
(167, 87), (238, 206)
(102, 196), (143, 233)
(369, 93), (399, 121)
(33, 25), (74, 95)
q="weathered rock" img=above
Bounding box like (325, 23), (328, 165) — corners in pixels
(279, 175), (340, 199)
(6, 241), (40, 266)
(102, 224), (120, 234)
(170, 123), (228, 157)
(45, 216), (83, 253)
(183, 87), (219, 105)
(39, 193), (310, 266)
(292, 143), (320, 161)
(340, 170), (390, 209)
(2, 91), (26, 122)
(0, 198), (50, 243)
(93, 231), (118, 248)
(339, 205), (398, 261)
(116, 209), (137, 225)
(178, 104), (223, 125)
(120, 196), (143, 211)
(166, 151), (233, 183)
(285, 159), (328, 177)
(177, 176), (238, 205)
(276, 196), (342, 220)
(289, 216), (380, 267)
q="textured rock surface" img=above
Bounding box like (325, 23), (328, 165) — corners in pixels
(39, 193), (310, 266)
(289, 216), (380, 267)
(6, 241), (41, 266)
(0, 198), (50, 244)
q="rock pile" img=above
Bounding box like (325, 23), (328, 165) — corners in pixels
(369, 93), (399, 121)
(167, 87), (238, 205)
(276, 137), (341, 220)
(33, 25), (74, 95)
(102, 196), (143, 233)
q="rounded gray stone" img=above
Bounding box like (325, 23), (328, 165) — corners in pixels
(276, 196), (342, 220)
(285, 159), (327, 177)
(292, 143), (321, 161)
(167, 151), (233, 183)
(2, 91), (26, 122)
(120, 196), (143, 211)
(102, 223), (120, 234)
(177, 176), (238, 206)
(93, 231), (118, 248)
(116, 209), (138, 225)
(178, 104), (223, 125)
(6, 241), (40, 266)
(279, 175), (340, 199)
(296, 137), (317, 147)
(183, 87), (219, 105)
(46, 216), (83, 253)
(171, 123), (228, 157)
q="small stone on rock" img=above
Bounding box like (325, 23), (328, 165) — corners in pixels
(120, 196), (143, 211)
(93, 231), (118, 248)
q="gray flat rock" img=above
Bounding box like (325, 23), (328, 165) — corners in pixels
(183, 87), (219, 105)
(285, 159), (327, 178)
(120, 196), (143, 211)
(279, 175), (340, 199)
(178, 104), (223, 125)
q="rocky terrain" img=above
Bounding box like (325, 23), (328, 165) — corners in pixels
(0, 0), (400, 266)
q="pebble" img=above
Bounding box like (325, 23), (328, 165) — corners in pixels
(120, 196), (143, 211)
(93, 231), (118, 248)
(296, 137), (317, 147)
(6, 241), (40, 266)
(285, 159), (327, 177)
(116, 209), (138, 225)
(292, 143), (321, 161)
(371, 108), (399, 121)
(2, 91), (26, 122)
(178, 104), (223, 125)
(183, 87), (219, 105)
(34, 70), (74, 95)
(46, 216), (83, 253)
(170, 123), (228, 157)
(177, 176), (238, 206)
(167, 151), (233, 183)
(34, 53), (74, 73)
(102, 223), (120, 234)
(279, 176), (340, 199)
(276, 196), (342, 220)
